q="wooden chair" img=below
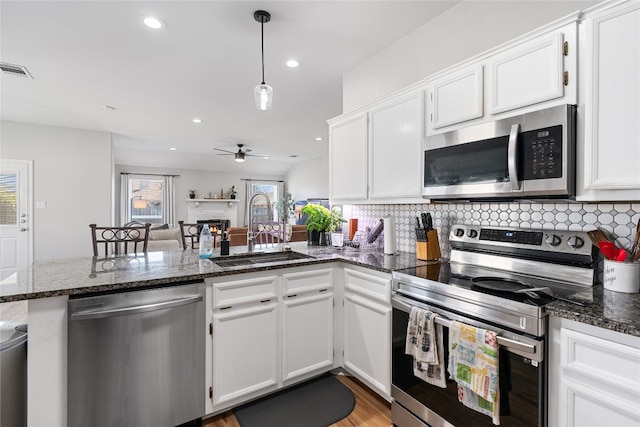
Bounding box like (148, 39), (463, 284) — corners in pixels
(179, 221), (201, 250)
(89, 223), (151, 256)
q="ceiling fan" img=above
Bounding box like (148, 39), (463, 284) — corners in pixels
(213, 143), (267, 163)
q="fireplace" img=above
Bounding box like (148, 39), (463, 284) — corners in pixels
(197, 219), (230, 232)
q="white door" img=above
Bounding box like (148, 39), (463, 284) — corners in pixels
(0, 159), (32, 280)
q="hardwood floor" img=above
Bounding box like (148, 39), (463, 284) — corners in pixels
(202, 374), (391, 427)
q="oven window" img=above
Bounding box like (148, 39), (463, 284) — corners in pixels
(392, 308), (542, 427)
(424, 136), (510, 187)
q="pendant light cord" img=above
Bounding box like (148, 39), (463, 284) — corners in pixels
(260, 17), (265, 85)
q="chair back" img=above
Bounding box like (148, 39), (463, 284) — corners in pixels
(252, 221), (286, 245)
(90, 223), (150, 256)
(179, 221), (201, 250)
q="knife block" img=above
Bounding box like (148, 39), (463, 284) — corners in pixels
(416, 230), (441, 261)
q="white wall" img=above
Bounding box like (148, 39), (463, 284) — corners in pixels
(1, 120), (113, 260)
(285, 155), (329, 201)
(343, 0), (599, 111)
(114, 164), (284, 227)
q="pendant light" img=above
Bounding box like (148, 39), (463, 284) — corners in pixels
(254, 10), (273, 110)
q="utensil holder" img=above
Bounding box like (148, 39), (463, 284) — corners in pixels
(416, 230), (441, 261)
(603, 260), (640, 293)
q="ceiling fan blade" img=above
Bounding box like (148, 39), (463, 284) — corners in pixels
(213, 147), (235, 154)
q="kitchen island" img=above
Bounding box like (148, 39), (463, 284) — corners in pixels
(3, 242), (639, 427)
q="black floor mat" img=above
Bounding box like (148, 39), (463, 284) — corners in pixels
(233, 374), (355, 427)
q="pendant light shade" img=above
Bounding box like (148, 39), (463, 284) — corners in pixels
(254, 10), (272, 111)
(254, 83), (273, 110)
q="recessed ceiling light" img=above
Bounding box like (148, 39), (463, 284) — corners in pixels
(170, 147), (177, 151)
(143, 16), (166, 30)
(192, 118), (202, 124)
(315, 137), (323, 141)
(286, 59), (300, 68)
(102, 105), (116, 111)
(263, 156), (270, 160)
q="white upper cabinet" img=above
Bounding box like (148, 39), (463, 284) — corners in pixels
(427, 64), (484, 131)
(487, 31), (567, 115)
(424, 17), (578, 136)
(577, 0), (640, 201)
(369, 92), (423, 200)
(328, 88), (425, 204)
(328, 113), (368, 201)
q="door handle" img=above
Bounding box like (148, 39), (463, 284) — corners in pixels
(508, 123), (521, 191)
(71, 294), (203, 320)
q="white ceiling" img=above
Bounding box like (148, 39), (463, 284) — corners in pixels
(1, 1), (458, 175)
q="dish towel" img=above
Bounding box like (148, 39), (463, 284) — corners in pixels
(405, 306), (446, 388)
(448, 321), (500, 425)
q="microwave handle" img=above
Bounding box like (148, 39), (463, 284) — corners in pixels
(508, 123), (521, 191)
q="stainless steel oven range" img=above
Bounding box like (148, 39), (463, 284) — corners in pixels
(391, 225), (596, 427)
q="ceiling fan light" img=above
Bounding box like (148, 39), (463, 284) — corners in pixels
(254, 83), (273, 110)
(235, 152), (246, 162)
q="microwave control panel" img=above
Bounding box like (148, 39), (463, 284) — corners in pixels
(521, 124), (563, 180)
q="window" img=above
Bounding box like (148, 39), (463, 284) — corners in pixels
(244, 180), (283, 225)
(121, 174), (176, 226)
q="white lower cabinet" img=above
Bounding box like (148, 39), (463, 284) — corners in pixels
(548, 316), (640, 427)
(342, 266), (392, 400)
(281, 268), (334, 384)
(206, 265), (336, 414)
(210, 273), (279, 409)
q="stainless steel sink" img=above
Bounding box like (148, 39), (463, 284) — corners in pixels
(211, 251), (313, 268)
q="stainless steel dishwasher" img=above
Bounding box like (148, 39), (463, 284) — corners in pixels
(68, 281), (205, 427)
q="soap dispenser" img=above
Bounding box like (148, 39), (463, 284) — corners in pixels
(220, 231), (230, 256)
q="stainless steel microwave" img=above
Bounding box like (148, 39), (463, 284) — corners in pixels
(423, 104), (576, 200)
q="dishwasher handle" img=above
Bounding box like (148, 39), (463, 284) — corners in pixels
(71, 294), (203, 320)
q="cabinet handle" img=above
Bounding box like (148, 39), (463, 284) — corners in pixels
(319, 289), (328, 293)
(220, 306), (232, 310)
(287, 294), (297, 298)
(260, 299), (271, 303)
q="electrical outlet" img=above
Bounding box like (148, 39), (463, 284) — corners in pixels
(36, 201), (47, 209)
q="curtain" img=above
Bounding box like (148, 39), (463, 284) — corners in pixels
(120, 173), (130, 226)
(163, 175), (176, 227)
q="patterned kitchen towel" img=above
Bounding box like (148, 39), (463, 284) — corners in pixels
(448, 321), (500, 425)
(405, 306), (446, 388)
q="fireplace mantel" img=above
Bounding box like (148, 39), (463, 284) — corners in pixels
(186, 199), (238, 225)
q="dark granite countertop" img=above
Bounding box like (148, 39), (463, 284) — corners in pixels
(4, 242), (638, 339)
(545, 284), (640, 338)
(0, 242), (430, 303)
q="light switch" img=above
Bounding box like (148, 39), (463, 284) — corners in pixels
(36, 201), (47, 209)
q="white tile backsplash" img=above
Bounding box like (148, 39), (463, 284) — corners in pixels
(348, 202), (640, 259)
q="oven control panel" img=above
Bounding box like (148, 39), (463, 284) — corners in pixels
(450, 224), (591, 255)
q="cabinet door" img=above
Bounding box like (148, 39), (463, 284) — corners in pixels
(578, 1), (640, 201)
(369, 93), (423, 199)
(487, 31), (566, 115)
(282, 291), (334, 383)
(548, 317), (640, 427)
(427, 64), (484, 132)
(212, 302), (278, 407)
(343, 292), (391, 399)
(329, 113), (368, 201)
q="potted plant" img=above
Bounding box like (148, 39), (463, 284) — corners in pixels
(188, 189), (196, 199)
(227, 185), (237, 199)
(301, 204), (345, 245)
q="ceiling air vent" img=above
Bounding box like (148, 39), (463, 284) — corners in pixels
(0, 63), (33, 79)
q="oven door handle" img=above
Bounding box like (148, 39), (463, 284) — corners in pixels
(508, 123), (521, 191)
(392, 296), (538, 357)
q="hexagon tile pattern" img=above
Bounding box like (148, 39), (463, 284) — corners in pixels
(347, 202), (640, 259)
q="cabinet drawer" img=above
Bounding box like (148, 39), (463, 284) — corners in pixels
(344, 267), (391, 303)
(212, 275), (278, 309)
(282, 268), (333, 297)
(561, 328), (640, 395)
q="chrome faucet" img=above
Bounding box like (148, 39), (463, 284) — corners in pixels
(247, 192), (273, 251)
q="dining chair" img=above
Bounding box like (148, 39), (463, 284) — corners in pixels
(89, 223), (151, 256)
(179, 221), (201, 250)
